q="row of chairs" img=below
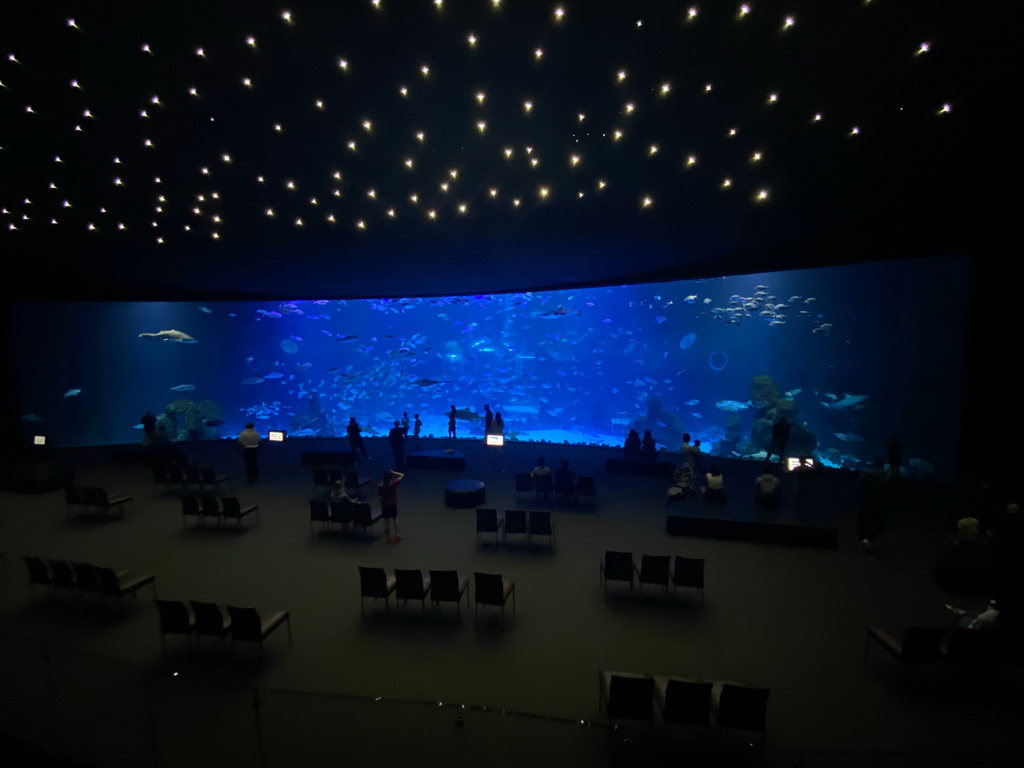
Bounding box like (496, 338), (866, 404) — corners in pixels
(181, 496), (260, 528)
(312, 468), (371, 497)
(599, 552), (705, 603)
(64, 486), (133, 518)
(359, 568), (516, 625)
(155, 600), (291, 654)
(25, 556), (156, 601)
(309, 498), (381, 535)
(599, 671), (770, 748)
(154, 465), (231, 494)
(475, 508), (555, 547)
(514, 473), (596, 503)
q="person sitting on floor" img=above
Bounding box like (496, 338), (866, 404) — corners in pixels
(554, 458), (576, 493)
(624, 429), (642, 460)
(754, 462), (782, 508)
(702, 465), (727, 503)
(641, 430), (658, 460)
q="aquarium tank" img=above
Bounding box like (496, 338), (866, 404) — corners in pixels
(11, 256), (966, 477)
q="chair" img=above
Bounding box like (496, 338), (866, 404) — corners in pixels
(181, 496), (202, 528)
(167, 466), (186, 493)
(152, 466), (172, 494)
(80, 486), (100, 513)
(71, 562), (100, 594)
(636, 555), (671, 593)
(64, 486), (85, 514)
(503, 509), (528, 544)
(864, 626), (945, 663)
(93, 488), (132, 517)
(672, 557), (705, 604)
(330, 498), (353, 531)
(225, 606), (291, 650)
(554, 474), (576, 501)
(312, 468), (332, 496)
(155, 599), (195, 654)
(528, 510), (556, 547)
(49, 559), (76, 590)
(309, 499), (331, 534)
(351, 501), (382, 535)
(429, 570), (470, 619)
(395, 569), (432, 612)
(599, 551), (635, 597)
(533, 474), (555, 500)
(221, 497), (259, 526)
(344, 470), (371, 497)
(474, 572), (515, 626)
(475, 508), (504, 545)
(95, 567), (156, 601)
(359, 567), (397, 616)
(200, 467), (231, 493)
(655, 677), (713, 732)
(514, 473), (534, 502)
(190, 600), (232, 645)
(25, 556), (52, 594)
(711, 683), (770, 749)
(598, 671), (655, 727)
(185, 466), (203, 493)
(199, 495), (223, 526)
(576, 476), (596, 504)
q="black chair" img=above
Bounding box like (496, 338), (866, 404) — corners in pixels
(576, 476), (596, 504)
(514, 473), (534, 502)
(221, 497), (259, 526)
(359, 567), (396, 616)
(636, 555), (671, 593)
(600, 551), (635, 597)
(96, 566), (156, 601)
(534, 474), (555, 500)
(503, 509), (528, 545)
(185, 466), (204, 493)
(200, 467), (231, 493)
(395, 569), (432, 612)
(309, 499), (331, 534)
(598, 672), (655, 727)
(155, 599), (195, 654)
(476, 508), (504, 545)
(351, 501), (382, 535)
(672, 557), (705, 605)
(226, 605), (291, 651)
(312, 468), (332, 496)
(528, 510), (555, 547)
(330, 499), (353, 531)
(167, 466), (187, 493)
(49, 559), (76, 591)
(711, 683), (770, 750)
(199, 495), (222, 526)
(655, 678), (713, 732)
(80, 486), (100, 513)
(64, 486), (85, 514)
(864, 626), (945, 663)
(344, 470), (371, 497)
(474, 572), (515, 626)
(25, 556), (52, 594)
(190, 600), (233, 646)
(71, 562), (100, 594)
(181, 496), (202, 528)
(554, 474), (576, 501)
(429, 570), (470, 620)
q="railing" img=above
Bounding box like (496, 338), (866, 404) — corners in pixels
(0, 629), (1019, 768)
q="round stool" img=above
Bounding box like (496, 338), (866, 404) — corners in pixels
(445, 479), (486, 508)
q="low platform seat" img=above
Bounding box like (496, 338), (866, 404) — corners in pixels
(446, 479), (486, 508)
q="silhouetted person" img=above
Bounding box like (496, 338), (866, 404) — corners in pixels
(555, 458), (576, 492)
(448, 405), (457, 439)
(641, 430), (657, 460)
(754, 462), (782, 508)
(388, 421), (406, 471)
(401, 412), (410, 438)
(347, 417), (369, 459)
(883, 434), (902, 476)
(237, 422), (261, 484)
(378, 470), (405, 544)
(624, 429), (642, 459)
(703, 465), (727, 504)
(483, 404), (493, 438)
(767, 416), (790, 463)
(413, 414), (422, 448)
(532, 456), (553, 497)
(491, 412), (504, 436)
(140, 410), (157, 435)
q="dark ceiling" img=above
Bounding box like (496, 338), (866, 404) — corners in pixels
(0, 0), (1011, 301)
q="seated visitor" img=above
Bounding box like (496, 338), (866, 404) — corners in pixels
(956, 513), (982, 544)
(754, 463), (782, 508)
(624, 429), (642, 459)
(554, 458), (576, 492)
(691, 440), (703, 470)
(532, 456), (554, 496)
(702, 465), (727, 503)
(945, 599), (1001, 630)
(641, 430), (658, 460)
(668, 464), (695, 503)
(680, 433), (694, 467)
(330, 480), (356, 502)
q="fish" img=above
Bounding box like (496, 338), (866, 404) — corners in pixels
(241, 378), (265, 385)
(198, 306), (212, 313)
(715, 400), (751, 412)
(784, 389), (802, 398)
(453, 408), (484, 421)
(685, 399), (700, 406)
(655, 316), (667, 324)
(296, 363), (313, 370)
(21, 413), (46, 421)
(541, 305), (580, 318)
(703, 298), (711, 304)
(691, 413), (702, 419)
(138, 329), (197, 343)
(264, 372), (284, 379)
(834, 432), (866, 442)
(821, 393), (869, 410)
(804, 297), (817, 303)
(336, 335), (360, 342)
(909, 458), (935, 474)
(170, 384), (196, 391)
(411, 378), (450, 387)
(731, 449), (768, 461)
(63, 388), (82, 398)
(290, 428), (321, 437)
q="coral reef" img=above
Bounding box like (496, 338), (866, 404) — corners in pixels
(163, 399), (225, 441)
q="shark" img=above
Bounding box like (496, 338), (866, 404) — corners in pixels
(138, 329), (197, 343)
(820, 393), (869, 410)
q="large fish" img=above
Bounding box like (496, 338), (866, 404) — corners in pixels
(138, 329), (197, 343)
(715, 400), (751, 412)
(170, 384), (196, 391)
(820, 393), (869, 410)
(834, 432), (866, 442)
(453, 408), (484, 421)
(63, 388), (82, 398)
